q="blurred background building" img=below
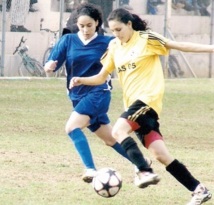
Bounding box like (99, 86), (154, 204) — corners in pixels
(0, 0), (213, 77)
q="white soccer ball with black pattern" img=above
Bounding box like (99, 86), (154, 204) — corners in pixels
(92, 167), (122, 198)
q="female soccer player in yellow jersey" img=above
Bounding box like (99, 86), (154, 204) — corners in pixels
(70, 8), (213, 205)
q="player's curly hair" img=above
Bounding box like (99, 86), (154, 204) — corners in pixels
(107, 8), (149, 31)
(76, 3), (103, 32)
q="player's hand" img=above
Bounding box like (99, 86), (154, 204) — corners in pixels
(44, 60), (58, 73)
(69, 77), (82, 89)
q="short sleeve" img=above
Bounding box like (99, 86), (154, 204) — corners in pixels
(147, 31), (169, 56)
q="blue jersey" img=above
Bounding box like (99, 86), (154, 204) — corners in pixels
(48, 34), (113, 100)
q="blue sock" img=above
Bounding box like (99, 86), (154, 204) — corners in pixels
(68, 128), (96, 170)
(112, 142), (131, 162)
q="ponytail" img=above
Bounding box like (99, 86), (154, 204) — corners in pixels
(131, 14), (148, 31)
(108, 8), (149, 31)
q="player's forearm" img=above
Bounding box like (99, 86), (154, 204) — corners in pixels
(178, 43), (214, 53)
(70, 69), (109, 89)
(166, 41), (214, 53)
(80, 74), (106, 85)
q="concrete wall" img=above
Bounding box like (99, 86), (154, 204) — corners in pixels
(1, 0), (213, 77)
(0, 0), (71, 76)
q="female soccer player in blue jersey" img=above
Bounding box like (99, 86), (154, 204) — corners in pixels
(44, 3), (130, 183)
(70, 8), (213, 205)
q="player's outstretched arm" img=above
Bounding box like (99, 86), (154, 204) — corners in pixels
(69, 69), (109, 89)
(166, 40), (214, 53)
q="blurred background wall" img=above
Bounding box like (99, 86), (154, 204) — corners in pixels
(0, 0), (213, 77)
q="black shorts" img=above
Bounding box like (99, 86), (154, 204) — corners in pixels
(120, 100), (162, 144)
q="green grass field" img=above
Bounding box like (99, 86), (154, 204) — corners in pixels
(0, 78), (213, 205)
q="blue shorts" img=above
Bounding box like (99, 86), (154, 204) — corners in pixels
(69, 91), (111, 132)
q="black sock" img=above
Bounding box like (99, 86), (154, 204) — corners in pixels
(166, 159), (200, 191)
(121, 137), (152, 172)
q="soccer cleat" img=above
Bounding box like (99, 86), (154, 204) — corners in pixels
(81, 168), (97, 183)
(134, 171), (160, 188)
(187, 184), (212, 205)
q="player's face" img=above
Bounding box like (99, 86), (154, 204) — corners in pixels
(77, 15), (98, 40)
(108, 20), (133, 43)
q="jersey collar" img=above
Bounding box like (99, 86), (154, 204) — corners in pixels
(77, 31), (98, 45)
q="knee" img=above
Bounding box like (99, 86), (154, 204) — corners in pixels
(65, 122), (71, 134)
(112, 127), (127, 143)
(65, 120), (77, 134)
(111, 127), (120, 139)
(153, 152), (174, 166)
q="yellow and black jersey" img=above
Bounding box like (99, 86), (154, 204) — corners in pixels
(101, 30), (169, 116)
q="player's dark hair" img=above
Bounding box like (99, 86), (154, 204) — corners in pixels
(107, 8), (149, 31)
(76, 3), (103, 32)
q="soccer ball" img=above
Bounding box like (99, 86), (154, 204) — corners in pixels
(92, 167), (122, 198)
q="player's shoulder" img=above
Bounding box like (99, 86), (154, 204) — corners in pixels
(67, 33), (84, 43)
(61, 33), (77, 40)
(146, 30), (169, 43)
(97, 35), (114, 43)
(136, 30), (163, 38)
